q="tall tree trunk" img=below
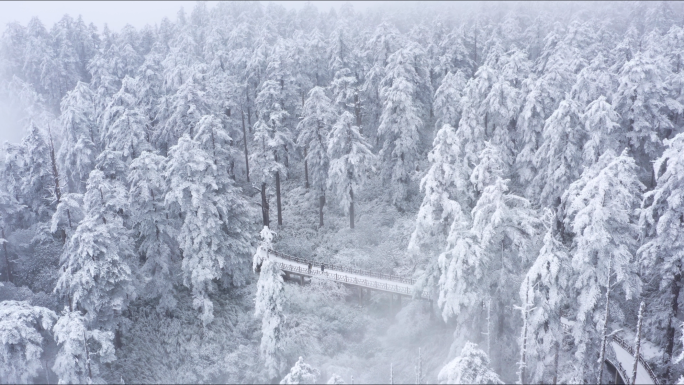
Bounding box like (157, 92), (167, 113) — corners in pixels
(2, 228), (11, 283)
(632, 301), (646, 385)
(275, 171), (282, 226)
(665, 271), (682, 382)
(304, 147), (310, 189)
(415, 347), (422, 385)
(241, 110), (250, 182)
(261, 182), (269, 227)
(354, 92), (362, 131)
(47, 124), (61, 204)
(553, 338), (559, 385)
(319, 194), (325, 227)
(83, 330), (92, 381)
(519, 279), (531, 385)
(598, 256), (613, 384)
(349, 187), (355, 229)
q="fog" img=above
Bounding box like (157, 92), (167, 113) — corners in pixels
(0, 1), (408, 145)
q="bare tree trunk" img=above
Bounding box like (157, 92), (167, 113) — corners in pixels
(47, 124), (61, 204)
(354, 92), (362, 131)
(2, 228), (11, 283)
(519, 279), (531, 385)
(83, 330), (92, 381)
(631, 301), (645, 385)
(349, 187), (355, 229)
(261, 183), (269, 227)
(241, 110), (250, 183)
(304, 147), (310, 189)
(553, 338), (559, 385)
(275, 171), (282, 226)
(486, 298), (492, 358)
(319, 194), (325, 227)
(665, 271), (682, 382)
(598, 256), (613, 384)
(415, 347), (423, 385)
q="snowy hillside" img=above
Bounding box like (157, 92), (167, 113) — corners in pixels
(2, 1), (684, 384)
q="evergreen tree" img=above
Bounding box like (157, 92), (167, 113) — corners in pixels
(101, 76), (151, 161)
(253, 226), (286, 381)
(52, 308), (116, 384)
(54, 162), (136, 328)
(58, 81), (99, 193)
(377, 43), (431, 208)
(433, 71), (467, 130)
(639, 133), (684, 379)
(327, 111), (375, 229)
(561, 149), (643, 383)
(128, 151), (179, 311)
(409, 123), (470, 258)
(166, 134), (252, 326)
(523, 211), (572, 384)
(532, 98), (586, 207)
(0, 300), (57, 384)
(297, 86), (336, 225)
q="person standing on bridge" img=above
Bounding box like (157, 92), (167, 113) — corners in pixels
(321, 264), (325, 273)
(308, 263), (312, 273)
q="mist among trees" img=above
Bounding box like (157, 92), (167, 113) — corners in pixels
(1, 1), (684, 383)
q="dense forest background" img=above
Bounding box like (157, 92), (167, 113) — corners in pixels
(2, 1), (684, 383)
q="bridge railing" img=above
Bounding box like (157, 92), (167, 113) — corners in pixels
(269, 249), (416, 285)
(612, 335), (660, 385)
(276, 261), (431, 300)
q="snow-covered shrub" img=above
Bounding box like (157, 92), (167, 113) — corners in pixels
(280, 356), (320, 384)
(437, 342), (503, 384)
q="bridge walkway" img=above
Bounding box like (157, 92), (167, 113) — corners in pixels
(268, 250), (431, 300)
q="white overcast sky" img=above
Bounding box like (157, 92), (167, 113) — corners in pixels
(0, 1), (403, 145)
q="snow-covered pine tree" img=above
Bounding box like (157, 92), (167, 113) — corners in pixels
(522, 210), (572, 384)
(253, 226), (286, 381)
(280, 356), (320, 385)
(469, 172), (540, 370)
(409, 123), (470, 260)
(297, 86), (336, 225)
(327, 111), (375, 229)
(21, 123), (55, 222)
(437, 342), (503, 384)
(433, 70), (467, 129)
(614, 51), (676, 183)
(55, 159), (136, 328)
(128, 151), (179, 312)
(377, 43), (432, 209)
(166, 134), (252, 326)
(155, 68), (213, 155)
(0, 300), (57, 384)
(582, 96), (621, 166)
(52, 307), (116, 384)
(58, 81), (99, 194)
(329, 68), (359, 114)
(561, 149), (643, 383)
(639, 132), (684, 379)
(50, 192), (84, 240)
(255, 78), (295, 227)
(532, 98), (586, 207)
(101, 76), (152, 161)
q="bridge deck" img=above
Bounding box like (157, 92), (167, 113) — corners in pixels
(269, 250), (430, 300)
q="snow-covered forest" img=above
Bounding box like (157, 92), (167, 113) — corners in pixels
(2, 1), (684, 383)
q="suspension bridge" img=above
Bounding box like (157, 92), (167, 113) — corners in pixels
(268, 249), (431, 301)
